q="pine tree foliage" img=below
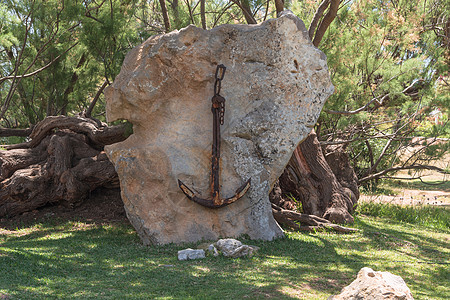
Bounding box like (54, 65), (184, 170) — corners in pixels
(292, 0), (449, 184)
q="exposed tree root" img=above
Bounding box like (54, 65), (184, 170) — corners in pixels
(271, 130), (358, 224)
(0, 116), (128, 217)
(271, 203), (358, 234)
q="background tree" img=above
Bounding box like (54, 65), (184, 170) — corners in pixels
(270, 0), (449, 226)
(0, 0), (448, 225)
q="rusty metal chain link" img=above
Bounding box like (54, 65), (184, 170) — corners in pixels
(177, 63), (251, 208)
(213, 64), (226, 125)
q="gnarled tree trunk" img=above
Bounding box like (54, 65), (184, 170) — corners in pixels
(0, 115), (128, 217)
(271, 130), (358, 224)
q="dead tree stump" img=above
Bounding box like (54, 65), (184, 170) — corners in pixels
(0, 116), (128, 217)
(271, 130), (359, 225)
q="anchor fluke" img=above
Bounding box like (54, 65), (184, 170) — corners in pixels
(178, 179), (251, 209)
(177, 64), (251, 209)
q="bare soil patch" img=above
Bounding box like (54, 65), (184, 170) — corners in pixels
(360, 190), (449, 206)
(360, 172), (449, 206)
(361, 148), (449, 206)
(0, 187), (129, 230)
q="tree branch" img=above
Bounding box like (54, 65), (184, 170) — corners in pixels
(325, 94), (389, 115)
(212, 2), (234, 28)
(358, 165), (450, 184)
(230, 0), (256, 24)
(61, 52), (87, 115)
(0, 127), (33, 137)
(183, 0), (195, 24)
(363, 133), (395, 177)
(1, 5), (34, 121)
(312, 0), (340, 47)
(0, 47), (72, 84)
(159, 0), (171, 32)
(274, 0), (285, 16)
(308, 0), (330, 40)
(1, 6), (80, 121)
(325, 80), (421, 115)
(86, 80), (109, 118)
(1, 115), (129, 150)
(200, 0), (206, 29)
(272, 203), (358, 233)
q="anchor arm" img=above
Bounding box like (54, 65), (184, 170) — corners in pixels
(177, 64), (251, 209)
(178, 178), (251, 208)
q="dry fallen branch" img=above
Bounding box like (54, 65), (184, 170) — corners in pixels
(358, 164), (450, 184)
(1, 115), (128, 150)
(272, 203), (358, 233)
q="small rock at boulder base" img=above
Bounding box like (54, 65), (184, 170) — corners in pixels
(329, 267), (414, 300)
(215, 238), (243, 256)
(215, 238), (259, 258)
(197, 242), (220, 257)
(207, 244), (220, 257)
(105, 10), (334, 245)
(177, 248), (206, 261)
(228, 245), (259, 258)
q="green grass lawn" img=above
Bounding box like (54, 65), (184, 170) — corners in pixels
(1, 212), (449, 299)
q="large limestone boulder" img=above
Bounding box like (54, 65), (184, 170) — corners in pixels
(329, 267), (414, 299)
(105, 11), (334, 245)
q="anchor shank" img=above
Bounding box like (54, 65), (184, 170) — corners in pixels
(178, 64), (251, 209)
(211, 105), (221, 203)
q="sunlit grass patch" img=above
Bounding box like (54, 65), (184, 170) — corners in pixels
(357, 201), (450, 231)
(0, 215), (449, 299)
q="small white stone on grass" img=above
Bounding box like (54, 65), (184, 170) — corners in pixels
(215, 239), (260, 258)
(207, 244), (219, 257)
(215, 239), (243, 257)
(177, 248), (205, 261)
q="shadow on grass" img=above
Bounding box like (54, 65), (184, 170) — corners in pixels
(1, 223), (340, 299)
(356, 217), (449, 262)
(354, 217), (449, 299)
(1, 217), (448, 299)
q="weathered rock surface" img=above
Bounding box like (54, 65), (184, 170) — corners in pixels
(329, 267), (414, 300)
(105, 11), (334, 245)
(198, 242), (220, 257)
(215, 238), (259, 258)
(206, 244), (220, 257)
(177, 248), (206, 260)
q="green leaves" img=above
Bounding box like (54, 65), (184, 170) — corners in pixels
(0, 0), (148, 127)
(296, 0), (449, 184)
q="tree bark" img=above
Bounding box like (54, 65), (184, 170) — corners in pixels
(308, 0), (330, 40)
(0, 116), (128, 217)
(62, 53), (87, 115)
(159, 0), (171, 32)
(312, 0), (340, 47)
(273, 130), (357, 224)
(272, 203), (358, 233)
(269, 4), (359, 231)
(170, 0), (181, 28)
(231, 0), (256, 24)
(0, 127), (33, 137)
(241, 0), (256, 24)
(200, 0), (207, 29)
(274, 0), (285, 16)
(85, 80), (109, 118)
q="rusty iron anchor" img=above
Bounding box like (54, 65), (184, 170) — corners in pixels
(178, 64), (251, 208)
